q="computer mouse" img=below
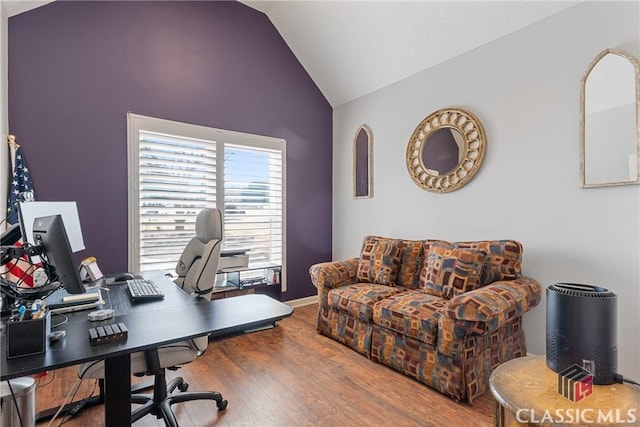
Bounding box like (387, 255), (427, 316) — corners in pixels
(114, 273), (134, 282)
(49, 330), (66, 342)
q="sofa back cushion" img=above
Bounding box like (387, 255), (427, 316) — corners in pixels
(357, 235), (403, 285)
(395, 239), (449, 289)
(419, 244), (485, 299)
(453, 240), (522, 285)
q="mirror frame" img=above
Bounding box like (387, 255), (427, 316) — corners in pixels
(406, 108), (486, 193)
(353, 124), (373, 198)
(580, 48), (640, 188)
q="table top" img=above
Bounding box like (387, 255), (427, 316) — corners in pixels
(490, 356), (640, 426)
(1, 271), (293, 381)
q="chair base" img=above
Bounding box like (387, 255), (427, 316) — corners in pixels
(132, 370), (227, 427)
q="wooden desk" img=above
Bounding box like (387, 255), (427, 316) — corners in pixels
(1, 271), (293, 426)
(489, 356), (639, 427)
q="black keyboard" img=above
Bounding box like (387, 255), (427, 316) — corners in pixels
(126, 279), (165, 302)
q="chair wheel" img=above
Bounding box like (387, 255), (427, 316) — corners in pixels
(217, 399), (228, 410)
(178, 382), (189, 392)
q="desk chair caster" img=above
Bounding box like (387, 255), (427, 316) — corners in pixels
(217, 397), (229, 410)
(168, 377), (228, 410)
(129, 369), (228, 426)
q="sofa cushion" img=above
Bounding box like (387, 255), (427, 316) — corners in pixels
(328, 283), (402, 322)
(453, 240), (522, 285)
(395, 239), (449, 289)
(420, 245), (485, 299)
(357, 236), (403, 285)
(372, 291), (446, 346)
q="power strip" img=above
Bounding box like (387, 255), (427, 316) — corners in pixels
(62, 293), (100, 303)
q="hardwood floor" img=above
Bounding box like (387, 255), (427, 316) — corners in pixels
(34, 304), (494, 426)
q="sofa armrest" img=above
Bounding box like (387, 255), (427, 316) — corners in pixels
(438, 276), (542, 354)
(309, 258), (359, 307)
(445, 276), (542, 324)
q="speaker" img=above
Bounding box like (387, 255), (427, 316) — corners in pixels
(546, 283), (617, 385)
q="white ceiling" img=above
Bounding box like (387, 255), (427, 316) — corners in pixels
(5, 0), (581, 107)
(3, 0), (53, 17)
(242, 0), (581, 106)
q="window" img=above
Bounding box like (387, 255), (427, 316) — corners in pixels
(127, 113), (285, 289)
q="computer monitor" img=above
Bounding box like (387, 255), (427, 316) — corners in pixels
(0, 223), (21, 246)
(0, 224), (22, 267)
(18, 201), (85, 252)
(32, 215), (86, 295)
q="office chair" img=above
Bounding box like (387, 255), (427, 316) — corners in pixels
(76, 208), (226, 426)
(174, 207), (223, 300)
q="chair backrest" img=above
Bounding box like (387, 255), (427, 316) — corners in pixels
(174, 208), (223, 299)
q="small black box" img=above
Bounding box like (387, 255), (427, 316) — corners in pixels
(6, 311), (51, 358)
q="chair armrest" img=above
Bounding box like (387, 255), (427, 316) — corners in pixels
(309, 258), (359, 306)
(437, 276), (542, 355)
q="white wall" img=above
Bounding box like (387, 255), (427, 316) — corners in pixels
(333, 1), (640, 379)
(0, 0), (8, 216)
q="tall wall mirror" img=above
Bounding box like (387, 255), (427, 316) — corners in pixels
(406, 108), (486, 193)
(580, 48), (640, 188)
(353, 124), (373, 198)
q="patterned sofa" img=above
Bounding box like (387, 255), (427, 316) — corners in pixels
(309, 236), (542, 402)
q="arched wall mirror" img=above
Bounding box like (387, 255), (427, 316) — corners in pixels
(353, 124), (373, 198)
(580, 48), (640, 188)
(406, 108), (486, 193)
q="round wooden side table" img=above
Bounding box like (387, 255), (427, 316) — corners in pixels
(489, 356), (639, 427)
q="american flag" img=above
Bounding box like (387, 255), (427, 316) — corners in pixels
(4, 140), (37, 287)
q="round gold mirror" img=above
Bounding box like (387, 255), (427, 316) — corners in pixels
(406, 108), (486, 193)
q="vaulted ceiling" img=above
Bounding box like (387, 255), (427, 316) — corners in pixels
(5, 0), (581, 107)
(242, 1), (580, 106)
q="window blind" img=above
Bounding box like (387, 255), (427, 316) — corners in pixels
(137, 131), (217, 271)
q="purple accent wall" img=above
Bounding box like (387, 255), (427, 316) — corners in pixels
(8, 1), (332, 301)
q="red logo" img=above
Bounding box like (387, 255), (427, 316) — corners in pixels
(558, 364), (593, 402)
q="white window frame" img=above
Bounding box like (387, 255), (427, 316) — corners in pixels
(127, 113), (287, 291)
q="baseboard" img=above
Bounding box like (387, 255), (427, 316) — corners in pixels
(284, 295), (317, 308)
